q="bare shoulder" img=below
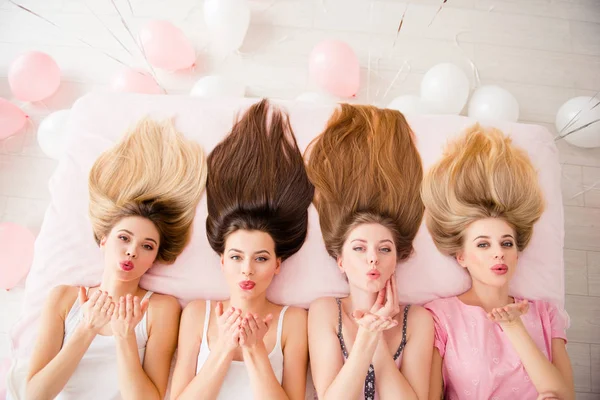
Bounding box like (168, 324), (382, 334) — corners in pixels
(148, 292), (181, 312)
(47, 285), (79, 319)
(283, 306), (308, 328)
(405, 304), (434, 338)
(180, 299), (207, 338)
(308, 296), (339, 318)
(183, 299), (208, 316)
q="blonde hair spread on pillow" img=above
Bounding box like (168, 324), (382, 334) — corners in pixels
(305, 104), (424, 262)
(420, 124), (545, 257)
(88, 118), (207, 263)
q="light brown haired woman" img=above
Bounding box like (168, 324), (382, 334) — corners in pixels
(423, 125), (574, 400)
(24, 120), (207, 400)
(306, 104), (434, 400)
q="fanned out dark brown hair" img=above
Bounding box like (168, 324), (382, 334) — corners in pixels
(306, 104), (424, 262)
(206, 99), (314, 261)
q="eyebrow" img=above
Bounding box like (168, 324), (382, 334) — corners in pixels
(228, 248), (271, 255)
(118, 229), (158, 245)
(473, 234), (515, 242)
(351, 239), (394, 244)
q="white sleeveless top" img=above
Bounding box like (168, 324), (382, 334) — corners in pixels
(196, 300), (288, 400)
(55, 288), (154, 400)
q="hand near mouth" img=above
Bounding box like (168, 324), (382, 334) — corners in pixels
(486, 299), (529, 327)
(111, 294), (149, 339)
(370, 274), (400, 319)
(215, 301), (243, 352)
(352, 309), (398, 333)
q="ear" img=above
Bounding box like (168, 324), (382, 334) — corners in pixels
(336, 255), (345, 274)
(455, 251), (468, 269)
(220, 254), (225, 270)
(274, 258), (282, 275)
(99, 236), (107, 248)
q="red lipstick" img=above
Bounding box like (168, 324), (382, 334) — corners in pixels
(239, 280), (256, 290)
(491, 264), (508, 275)
(120, 261), (134, 272)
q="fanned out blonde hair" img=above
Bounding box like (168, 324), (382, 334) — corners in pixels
(421, 124), (544, 257)
(306, 104), (424, 262)
(88, 118), (207, 263)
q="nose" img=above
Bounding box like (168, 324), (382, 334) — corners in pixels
(241, 260), (254, 276)
(126, 245), (137, 259)
(368, 250), (379, 266)
(493, 247), (505, 261)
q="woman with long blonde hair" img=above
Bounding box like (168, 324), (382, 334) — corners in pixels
(170, 99), (313, 400)
(24, 119), (207, 400)
(306, 104), (434, 400)
(423, 125), (574, 400)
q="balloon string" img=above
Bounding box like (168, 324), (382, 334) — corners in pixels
(380, 61), (411, 104)
(454, 31), (480, 89)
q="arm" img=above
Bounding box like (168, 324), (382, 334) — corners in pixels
(490, 301), (574, 400)
(429, 349), (444, 400)
(113, 294), (181, 400)
(281, 308), (308, 400)
(308, 298), (392, 400)
(172, 301), (242, 400)
(26, 287), (113, 400)
(374, 306), (434, 400)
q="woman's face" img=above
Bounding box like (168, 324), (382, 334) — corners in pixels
(337, 223), (397, 293)
(456, 218), (519, 288)
(101, 216), (160, 282)
(221, 229), (281, 300)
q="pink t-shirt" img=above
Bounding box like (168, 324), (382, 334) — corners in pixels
(425, 297), (567, 400)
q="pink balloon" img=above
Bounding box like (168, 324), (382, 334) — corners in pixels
(140, 20), (196, 71)
(8, 51), (61, 102)
(0, 98), (28, 140)
(309, 40), (360, 98)
(0, 222), (35, 290)
(110, 68), (163, 94)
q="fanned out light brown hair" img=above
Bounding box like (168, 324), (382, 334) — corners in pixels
(206, 99), (314, 261)
(88, 118), (207, 263)
(306, 104), (424, 262)
(421, 124), (545, 257)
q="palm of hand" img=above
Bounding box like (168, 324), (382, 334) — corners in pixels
(487, 299), (529, 326)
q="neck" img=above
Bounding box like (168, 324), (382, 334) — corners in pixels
(466, 280), (512, 312)
(99, 269), (141, 300)
(226, 293), (271, 315)
(347, 284), (378, 314)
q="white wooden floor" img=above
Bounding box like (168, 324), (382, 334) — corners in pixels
(0, 0), (599, 397)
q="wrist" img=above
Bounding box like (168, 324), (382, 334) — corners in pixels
(500, 317), (525, 332)
(242, 342), (267, 357)
(74, 323), (98, 341)
(356, 326), (381, 345)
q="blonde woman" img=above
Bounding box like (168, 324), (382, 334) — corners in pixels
(306, 105), (434, 400)
(422, 125), (574, 400)
(24, 120), (207, 400)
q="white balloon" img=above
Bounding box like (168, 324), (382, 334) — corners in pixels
(296, 92), (335, 105)
(387, 95), (431, 115)
(37, 110), (70, 160)
(204, 0), (251, 53)
(555, 96), (600, 148)
(420, 63), (470, 115)
(467, 85), (520, 122)
(190, 75), (246, 98)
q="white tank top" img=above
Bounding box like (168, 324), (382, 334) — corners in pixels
(55, 288), (154, 400)
(195, 300), (288, 400)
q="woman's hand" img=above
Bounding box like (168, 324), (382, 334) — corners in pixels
(487, 299), (529, 327)
(110, 294), (149, 339)
(370, 274), (400, 319)
(352, 310), (398, 333)
(239, 313), (273, 348)
(79, 287), (115, 333)
(215, 301), (243, 352)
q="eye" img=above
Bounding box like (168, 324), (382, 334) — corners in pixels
(477, 242), (489, 248)
(143, 244), (154, 251)
(379, 247), (391, 253)
(118, 235), (128, 242)
(502, 241), (514, 248)
(256, 256), (268, 262)
(352, 246), (365, 252)
(230, 255), (241, 261)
